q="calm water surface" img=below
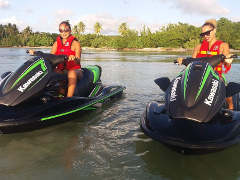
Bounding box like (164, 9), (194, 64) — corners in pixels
(0, 48), (240, 180)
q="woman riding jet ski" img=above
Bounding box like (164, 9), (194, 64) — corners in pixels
(140, 54), (240, 154)
(0, 51), (125, 133)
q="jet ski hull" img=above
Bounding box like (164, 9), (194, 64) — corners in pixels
(0, 53), (125, 133)
(0, 85), (125, 133)
(140, 100), (240, 154)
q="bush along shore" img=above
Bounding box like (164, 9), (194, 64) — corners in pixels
(21, 46), (240, 53)
(1, 17), (240, 50)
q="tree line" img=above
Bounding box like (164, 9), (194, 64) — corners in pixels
(0, 17), (240, 50)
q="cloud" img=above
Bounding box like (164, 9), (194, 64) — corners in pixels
(70, 12), (166, 35)
(52, 9), (75, 26)
(0, 0), (10, 9)
(124, 0), (130, 4)
(70, 13), (140, 35)
(0, 12), (167, 35)
(163, 0), (231, 15)
(0, 15), (21, 25)
(32, 17), (52, 32)
(0, 15), (32, 32)
(0, 15), (50, 33)
(135, 21), (165, 32)
(26, 7), (33, 13)
(230, 16), (240, 22)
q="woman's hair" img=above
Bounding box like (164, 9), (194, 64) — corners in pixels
(202, 19), (217, 29)
(59, 21), (71, 30)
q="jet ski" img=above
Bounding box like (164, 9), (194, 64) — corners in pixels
(0, 51), (125, 133)
(140, 54), (240, 154)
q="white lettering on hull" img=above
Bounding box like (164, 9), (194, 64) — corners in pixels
(204, 79), (218, 106)
(17, 71), (43, 92)
(170, 77), (181, 102)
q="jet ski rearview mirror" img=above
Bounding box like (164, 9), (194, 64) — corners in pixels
(154, 77), (171, 92)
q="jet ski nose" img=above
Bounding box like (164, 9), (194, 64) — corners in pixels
(193, 64), (202, 71)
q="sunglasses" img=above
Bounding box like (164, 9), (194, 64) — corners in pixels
(200, 28), (214, 37)
(59, 29), (70, 33)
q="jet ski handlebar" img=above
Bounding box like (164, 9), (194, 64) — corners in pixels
(26, 50), (68, 66)
(174, 54), (238, 68)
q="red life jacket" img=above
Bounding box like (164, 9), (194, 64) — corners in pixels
(55, 35), (81, 70)
(196, 40), (230, 77)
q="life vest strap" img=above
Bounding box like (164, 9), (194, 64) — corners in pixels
(198, 51), (218, 55)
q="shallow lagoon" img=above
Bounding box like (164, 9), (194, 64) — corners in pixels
(0, 48), (240, 180)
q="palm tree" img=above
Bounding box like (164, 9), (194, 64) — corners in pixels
(72, 25), (79, 34)
(11, 24), (19, 35)
(2, 24), (12, 46)
(118, 23), (129, 36)
(77, 21), (85, 34)
(22, 26), (32, 38)
(94, 22), (102, 35)
(0, 24), (4, 37)
(4, 23), (14, 35)
(21, 26), (33, 45)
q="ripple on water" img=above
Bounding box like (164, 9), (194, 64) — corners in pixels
(1, 49), (240, 180)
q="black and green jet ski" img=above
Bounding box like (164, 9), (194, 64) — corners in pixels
(0, 51), (125, 133)
(140, 54), (240, 154)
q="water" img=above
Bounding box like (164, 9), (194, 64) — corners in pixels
(0, 48), (240, 180)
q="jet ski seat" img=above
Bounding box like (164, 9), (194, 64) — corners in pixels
(73, 68), (94, 97)
(232, 93), (240, 111)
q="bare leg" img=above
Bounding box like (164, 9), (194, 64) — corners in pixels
(223, 80), (234, 110)
(226, 96), (234, 110)
(67, 69), (83, 97)
(54, 68), (67, 96)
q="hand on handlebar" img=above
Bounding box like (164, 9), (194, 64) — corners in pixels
(224, 54), (234, 64)
(28, 50), (36, 55)
(68, 55), (80, 61)
(68, 55), (80, 65)
(68, 55), (76, 61)
(177, 58), (184, 65)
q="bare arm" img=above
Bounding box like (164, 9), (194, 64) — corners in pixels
(50, 41), (57, 54)
(220, 43), (232, 67)
(72, 40), (81, 59)
(177, 44), (201, 65)
(192, 44), (201, 58)
(69, 40), (81, 64)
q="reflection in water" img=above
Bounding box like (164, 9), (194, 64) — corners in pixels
(0, 48), (239, 179)
(135, 133), (240, 180)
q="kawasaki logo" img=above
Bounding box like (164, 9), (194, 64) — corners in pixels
(204, 79), (218, 106)
(170, 77), (181, 102)
(17, 71), (43, 92)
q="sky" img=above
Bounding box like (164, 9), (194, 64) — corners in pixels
(0, 0), (239, 35)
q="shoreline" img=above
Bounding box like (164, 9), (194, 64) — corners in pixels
(4, 46), (240, 52)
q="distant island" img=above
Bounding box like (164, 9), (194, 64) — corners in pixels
(1, 17), (240, 50)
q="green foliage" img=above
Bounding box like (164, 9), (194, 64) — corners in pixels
(75, 33), (97, 47)
(38, 34), (54, 46)
(231, 39), (240, 49)
(0, 35), (20, 47)
(183, 38), (201, 49)
(94, 22), (102, 35)
(118, 23), (129, 36)
(72, 25), (78, 34)
(127, 37), (144, 48)
(1, 18), (240, 49)
(217, 18), (234, 45)
(25, 33), (54, 47)
(107, 36), (128, 49)
(91, 36), (109, 48)
(78, 22), (85, 34)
